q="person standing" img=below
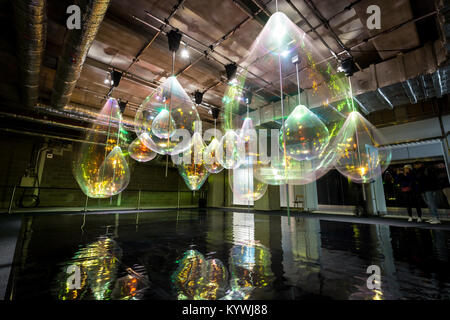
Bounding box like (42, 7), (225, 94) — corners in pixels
(415, 162), (441, 224)
(395, 165), (423, 222)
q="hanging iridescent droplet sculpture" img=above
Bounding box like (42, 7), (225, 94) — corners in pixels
(203, 138), (224, 174)
(334, 111), (392, 183)
(128, 134), (157, 162)
(216, 130), (245, 170)
(220, 11), (352, 188)
(73, 98), (130, 198)
(135, 76), (201, 155)
(174, 132), (210, 191)
(281, 104), (330, 161)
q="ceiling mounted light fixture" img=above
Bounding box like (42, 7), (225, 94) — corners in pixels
(337, 58), (356, 77)
(225, 63), (238, 82)
(194, 90), (203, 105)
(167, 29), (182, 53)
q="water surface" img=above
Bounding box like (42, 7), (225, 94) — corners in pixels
(8, 209), (450, 300)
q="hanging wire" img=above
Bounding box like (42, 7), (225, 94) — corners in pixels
(278, 54), (290, 220)
(165, 51), (177, 177)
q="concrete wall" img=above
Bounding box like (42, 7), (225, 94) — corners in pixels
(0, 133), (202, 211)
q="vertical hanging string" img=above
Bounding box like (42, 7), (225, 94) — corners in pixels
(247, 103), (250, 210)
(116, 115), (122, 147)
(295, 59), (301, 105)
(278, 54), (290, 220)
(100, 99), (114, 189)
(165, 51), (176, 177)
(349, 77), (365, 199)
(349, 76), (356, 112)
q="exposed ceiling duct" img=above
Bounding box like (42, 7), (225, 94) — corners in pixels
(51, 0), (110, 109)
(13, 0), (47, 108)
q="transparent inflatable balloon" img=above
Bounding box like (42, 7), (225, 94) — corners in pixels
(229, 117), (268, 202)
(128, 134), (157, 162)
(135, 76), (200, 155)
(334, 111), (392, 183)
(73, 98), (130, 198)
(253, 126), (342, 185)
(229, 161), (268, 203)
(216, 130), (245, 170)
(220, 11), (352, 188)
(173, 132), (210, 191)
(281, 104), (330, 161)
(203, 138), (224, 174)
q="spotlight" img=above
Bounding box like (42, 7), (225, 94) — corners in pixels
(194, 90), (203, 105)
(111, 70), (122, 87)
(211, 107), (220, 120)
(181, 45), (189, 59)
(243, 90), (253, 105)
(225, 63), (238, 82)
(167, 29), (182, 53)
(281, 49), (289, 57)
(292, 55), (299, 65)
(338, 58), (356, 77)
(118, 100), (127, 113)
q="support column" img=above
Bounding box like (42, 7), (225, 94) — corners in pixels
(255, 185), (280, 211)
(206, 171), (225, 208)
(441, 138), (450, 185)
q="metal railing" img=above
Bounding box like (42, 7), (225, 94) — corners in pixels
(0, 185), (201, 214)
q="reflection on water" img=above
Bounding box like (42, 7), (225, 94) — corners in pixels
(8, 209), (450, 300)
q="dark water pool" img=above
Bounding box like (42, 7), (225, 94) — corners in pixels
(8, 209), (450, 300)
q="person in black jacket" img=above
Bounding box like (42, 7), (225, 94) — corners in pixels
(415, 162), (441, 224)
(394, 165), (422, 222)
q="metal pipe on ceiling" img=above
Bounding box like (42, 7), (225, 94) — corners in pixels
(0, 127), (108, 146)
(249, 0), (272, 16)
(51, 0), (111, 109)
(143, 11), (280, 96)
(13, 0), (47, 108)
(232, 0), (266, 27)
(35, 103), (135, 129)
(125, 0), (186, 74)
(284, 0), (339, 60)
(132, 15), (277, 101)
(302, 0), (352, 58)
(175, 1), (268, 78)
(304, 0), (363, 34)
(0, 111), (115, 135)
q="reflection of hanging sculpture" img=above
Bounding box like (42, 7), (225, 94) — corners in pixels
(73, 98), (130, 198)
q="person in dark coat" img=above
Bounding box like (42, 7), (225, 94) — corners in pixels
(415, 162), (441, 224)
(394, 165), (422, 222)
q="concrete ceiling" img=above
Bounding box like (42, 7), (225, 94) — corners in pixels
(0, 0), (446, 135)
